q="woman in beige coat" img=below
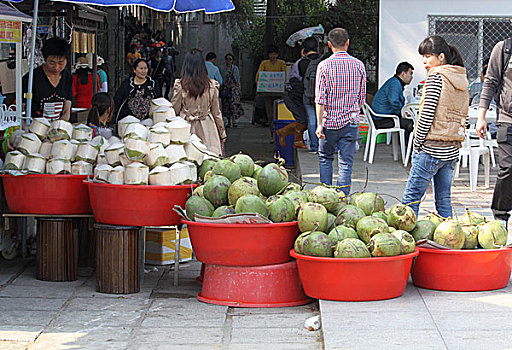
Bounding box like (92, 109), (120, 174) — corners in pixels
(171, 49), (226, 155)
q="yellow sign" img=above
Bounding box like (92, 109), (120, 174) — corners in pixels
(0, 20), (21, 43)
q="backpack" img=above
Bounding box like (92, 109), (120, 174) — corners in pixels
(303, 55), (324, 105)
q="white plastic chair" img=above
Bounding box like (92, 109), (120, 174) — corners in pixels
(467, 104), (497, 167)
(454, 129), (490, 192)
(362, 103), (405, 164)
(401, 103), (420, 166)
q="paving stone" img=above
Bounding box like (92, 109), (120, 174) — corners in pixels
(0, 297), (67, 311)
(64, 297), (151, 312)
(230, 312), (319, 329)
(141, 309), (226, 328)
(441, 330), (512, 350)
(51, 309), (143, 328)
(0, 341), (31, 350)
(2, 311), (57, 326)
(0, 325), (43, 342)
(131, 327), (223, 345)
(230, 327), (319, 344)
(37, 326), (132, 348)
(0, 285), (76, 299)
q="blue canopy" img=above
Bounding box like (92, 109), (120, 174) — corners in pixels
(52, 0), (234, 13)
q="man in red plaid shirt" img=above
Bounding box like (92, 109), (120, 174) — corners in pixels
(315, 28), (366, 195)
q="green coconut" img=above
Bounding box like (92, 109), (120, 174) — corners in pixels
(433, 220), (465, 249)
(212, 205), (236, 217)
(298, 202), (328, 233)
(334, 238), (371, 258)
(356, 216), (389, 244)
(326, 213), (336, 233)
(228, 177), (261, 206)
(390, 230), (416, 254)
(257, 163), (289, 197)
(478, 220), (508, 249)
(198, 158), (217, 180)
(410, 220), (437, 242)
(211, 159), (241, 183)
(308, 186), (340, 213)
(354, 192), (385, 216)
(252, 164), (262, 179)
(283, 190), (310, 213)
(460, 209), (485, 225)
(423, 213), (445, 227)
(302, 231), (333, 257)
(372, 211), (389, 224)
(462, 225), (479, 249)
(192, 185), (204, 197)
(328, 225), (359, 245)
(282, 182), (302, 194)
(294, 231), (311, 254)
(203, 170), (213, 182)
(230, 154), (255, 177)
(349, 192), (362, 205)
(234, 194), (269, 218)
(267, 195), (296, 223)
(388, 204), (417, 232)
(368, 233), (402, 257)
(203, 175), (231, 208)
(185, 196), (214, 221)
(334, 205), (366, 229)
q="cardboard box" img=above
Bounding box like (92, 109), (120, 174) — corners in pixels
(145, 225), (193, 265)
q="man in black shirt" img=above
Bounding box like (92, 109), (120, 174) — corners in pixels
(23, 37), (73, 121)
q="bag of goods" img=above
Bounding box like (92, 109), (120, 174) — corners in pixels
(94, 164), (112, 182)
(124, 138), (150, 161)
(141, 118), (154, 127)
(75, 143), (99, 164)
(4, 151), (25, 170)
(48, 120), (73, 141)
(124, 162), (149, 185)
(46, 158), (71, 175)
(151, 97), (172, 116)
(165, 144), (187, 164)
(18, 133), (42, 155)
(108, 165), (125, 184)
(90, 135), (108, 154)
(123, 122), (148, 141)
(71, 161), (93, 175)
(23, 153), (46, 173)
(149, 166), (173, 185)
(169, 162), (190, 185)
(147, 143), (169, 168)
(184, 138), (206, 165)
(29, 118), (51, 139)
(51, 140), (75, 160)
(149, 125), (171, 146)
(96, 153), (107, 165)
(117, 115), (140, 138)
(39, 141), (52, 159)
(167, 118), (191, 144)
(180, 160), (197, 183)
(104, 142), (124, 166)
(153, 105), (175, 123)
(72, 124), (93, 142)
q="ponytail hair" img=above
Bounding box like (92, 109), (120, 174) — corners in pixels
(87, 92), (114, 126)
(418, 35), (464, 67)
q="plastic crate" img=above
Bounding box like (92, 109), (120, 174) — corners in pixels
(273, 120), (295, 166)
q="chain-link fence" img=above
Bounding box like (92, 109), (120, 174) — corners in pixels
(429, 15), (512, 82)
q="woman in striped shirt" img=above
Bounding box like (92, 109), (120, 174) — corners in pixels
(402, 36), (469, 218)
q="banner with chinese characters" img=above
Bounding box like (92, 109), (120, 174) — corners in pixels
(0, 20), (21, 43)
(257, 71), (285, 93)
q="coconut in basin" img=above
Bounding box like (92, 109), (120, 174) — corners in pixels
(51, 140), (75, 160)
(149, 126), (171, 146)
(120, 153), (132, 167)
(151, 97), (172, 115)
(46, 158), (71, 174)
(141, 118), (153, 127)
(90, 135), (108, 153)
(124, 162), (149, 185)
(167, 118), (191, 144)
(123, 122), (148, 141)
(165, 144), (187, 164)
(4, 151), (25, 170)
(29, 117), (51, 139)
(75, 143), (99, 164)
(18, 133), (42, 155)
(180, 160), (197, 183)
(71, 161), (93, 175)
(104, 142), (124, 166)
(169, 162), (190, 185)
(124, 138), (150, 161)
(70, 140), (81, 161)
(94, 164), (113, 183)
(117, 115), (140, 138)
(39, 141), (52, 159)
(108, 136), (121, 144)
(9, 129), (25, 149)
(108, 166), (125, 184)
(23, 153), (46, 173)
(96, 153), (107, 165)
(149, 166), (173, 185)
(147, 143), (169, 168)
(72, 124), (93, 142)
(48, 120), (73, 141)
(184, 139), (206, 165)
(153, 105), (175, 123)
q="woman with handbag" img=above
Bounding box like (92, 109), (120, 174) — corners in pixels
(220, 53), (244, 128)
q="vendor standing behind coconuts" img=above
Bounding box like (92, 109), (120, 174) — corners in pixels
(114, 59), (162, 122)
(171, 49), (226, 156)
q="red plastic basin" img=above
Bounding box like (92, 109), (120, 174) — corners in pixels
(87, 181), (196, 226)
(2, 174), (91, 214)
(183, 220), (299, 266)
(290, 249), (419, 301)
(412, 246), (512, 292)
(197, 261), (312, 307)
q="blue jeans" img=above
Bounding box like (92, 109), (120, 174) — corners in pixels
(402, 150), (458, 218)
(319, 122), (359, 195)
(303, 96), (318, 152)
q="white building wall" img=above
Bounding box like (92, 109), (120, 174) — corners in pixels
(379, 0), (512, 95)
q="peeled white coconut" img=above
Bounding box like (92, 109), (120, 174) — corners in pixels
(169, 162), (190, 185)
(108, 135), (121, 144)
(147, 143), (169, 168)
(46, 158), (71, 174)
(29, 118), (51, 139)
(9, 129), (25, 149)
(75, 143), (99, 164)
(94, 164), (113, 183)
(167, 118), (191, 144)
(152, 122), (168, 129)
(23, 153), (46, 173)
(18, 133), (42, 155)
(73, 124), (93, 142)
(48, 120), (73, 141)
(149, 166), (173, 185)
(51, 140), (75, 160)
(151, 97), (172, 116)
(4, 151), (25, 170)
(120, 153), (132, 167)
(149, 126), (171, 146)
(124, 138), (150, 161)
(108, 166), (125, 185)
(39, 141), (52, 159)
(165, 144), (187, 164)
(117, 115), (140, 137)
(123, 122), (148, 141)
(141, 118), (153, 127)
(180, 160), (198, 183)
(96, 153), (107, 165)
(124, 162), (149, 185)
(71, 161), (93, 175)
(153, 105), (176, 123)
(104, 142), (124, 166)
(90, 135), (108, 154)
(184, 139), (206, 165)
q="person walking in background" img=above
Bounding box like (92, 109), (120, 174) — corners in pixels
(402, 36), (469, 218)
(126, 45), (141, 71)
(172, 49), (226, 156)
(73, 56), (100, 109)
(162, 48), (175, 99)
(87, 92), (115, 138)
(476, 37), (512, 228)
(150, 50), (168, 94)
(205, 52), (223, 85)
(220, 53), (244, 128)
(97, 56), (108, 93)
(315, 28), (366, 195)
